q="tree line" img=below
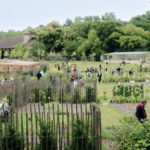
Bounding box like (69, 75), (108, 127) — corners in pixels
(1, 12), (150, 60)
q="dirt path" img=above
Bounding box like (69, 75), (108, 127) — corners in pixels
(112, 103), (136, 114)
(103, 140), (118, 150)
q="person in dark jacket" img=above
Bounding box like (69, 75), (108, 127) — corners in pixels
(36, 71), (42, 80)
(97, 72), (102, 83)
(136, 99), (147, 124)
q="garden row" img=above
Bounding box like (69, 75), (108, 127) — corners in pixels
(111, 84), (144, 103)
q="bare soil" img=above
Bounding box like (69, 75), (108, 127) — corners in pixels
(112, 103), (136, 114)
(103, 140), (118, 150)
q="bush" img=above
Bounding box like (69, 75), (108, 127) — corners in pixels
(113, 84), (144, 103)
(2, 124), (24, 150)
(35, 120), (57, 150)
(65, 119), (95, 150)
(85, 86), (95, 102)
(73, 88), (81, 103)
(113, 116), (150, 150)
(6, 94), (12, 105)
(39, 90), (46, 105)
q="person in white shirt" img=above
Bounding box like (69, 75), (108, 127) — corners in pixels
(73, 79), (78, 88)
(1, 98), (9, 117)
(40, 70), (44, 77)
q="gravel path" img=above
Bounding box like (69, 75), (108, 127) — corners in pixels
(112, 103), (136, 114)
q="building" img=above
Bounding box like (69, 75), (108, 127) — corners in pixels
(104, 51), (150, 62)
(0, 32), (36, 59)
(0, 60), (41, 72)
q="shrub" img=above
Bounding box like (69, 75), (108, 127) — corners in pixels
(113, 116), (150, 150)
(73, 88), (81, 103)
(85, 86), (95, 102)
(6, 94), (12, 105)
(65, 119), (95, 150)
(2, 124), (24, 150)
(39, 90), (46, 105)
(36, 120), (57, 150)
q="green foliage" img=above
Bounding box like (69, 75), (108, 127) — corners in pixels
(6, 94), (12, 105)
(39, 89), (46, 105)
(35, 120), (57, 150)
(2, 124), (24, 150)
(0, 30), (23, 38)
(10, 45), (25, 59)
(36, 21), (63, 53)
(73, 88), (81, 103)
(110, 24), (150, 50)
(65, 119), (95, 150)
(26, 40), (46, 59)
(85, 86), (95, 102)
(113, 84), (143, 103)
(113, 116), (150, 150)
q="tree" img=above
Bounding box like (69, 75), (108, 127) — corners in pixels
(25, 40), (46, 58)
(110, 24), (150, 50)
(36, 21), (63, 53)
(93, 20), (124, 52)
(64, 19), (73, 26)
(10, 45), (25, 59)
(101, 12), (117, 21)
(130, 11), (150, 31)
(77, 29), (102, 60)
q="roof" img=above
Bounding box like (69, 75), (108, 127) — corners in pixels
(0, 36), (24, 49)
(106, 51), (150, 55)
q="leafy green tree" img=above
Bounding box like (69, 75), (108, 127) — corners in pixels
(77, 29), (102, 60)
(101, 12), (117, 21)
(110, 24), (150, 50)
(93, 20), (124, 52)
(36, 21), (63, 53)
(10, 45), (25, 59)
(64, 18), (73, 26)
(25, 40), (46, 58)
(130, 11), (150, 31)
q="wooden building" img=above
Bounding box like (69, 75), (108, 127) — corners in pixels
(0, 32), (35, 59)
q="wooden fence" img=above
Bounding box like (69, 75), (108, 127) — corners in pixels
(0, 78), (97, 107)
(0, 103), (101, 150)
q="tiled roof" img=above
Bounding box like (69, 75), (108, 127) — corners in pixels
(0, 36), (24, 49)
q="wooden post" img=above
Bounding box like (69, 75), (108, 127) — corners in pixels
(95, 109), (102, 150)
(0, 118), (2, 150)
(94, 80), (97, 103)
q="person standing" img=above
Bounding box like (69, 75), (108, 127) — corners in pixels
(97, 72), (102, 83)
(136, 99), (147, 124)
(2, 98), (9, 118)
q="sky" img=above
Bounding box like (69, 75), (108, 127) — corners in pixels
(0, 0), (149, 31)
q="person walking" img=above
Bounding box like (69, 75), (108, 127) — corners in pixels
(136, 99), (147, 124)
(97, 72), (102, 83)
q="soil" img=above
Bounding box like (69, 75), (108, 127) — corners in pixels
(103, 140), (118, 150)
(112, 103), (136, 114)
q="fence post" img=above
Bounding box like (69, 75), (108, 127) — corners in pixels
(95, 109), (102, 150)
(0, 119), (2, 150)
(92, 104), (102, 150)
(94, 80), (97, 103)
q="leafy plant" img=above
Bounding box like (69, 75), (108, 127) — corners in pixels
(2, 124), (24, 150)
(113, 116), (150, 150)
(85, 86), (95, 102)
(65, 119), (95, 150)
(35, 120), (57, 150)
(39, 90), (46, 105)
